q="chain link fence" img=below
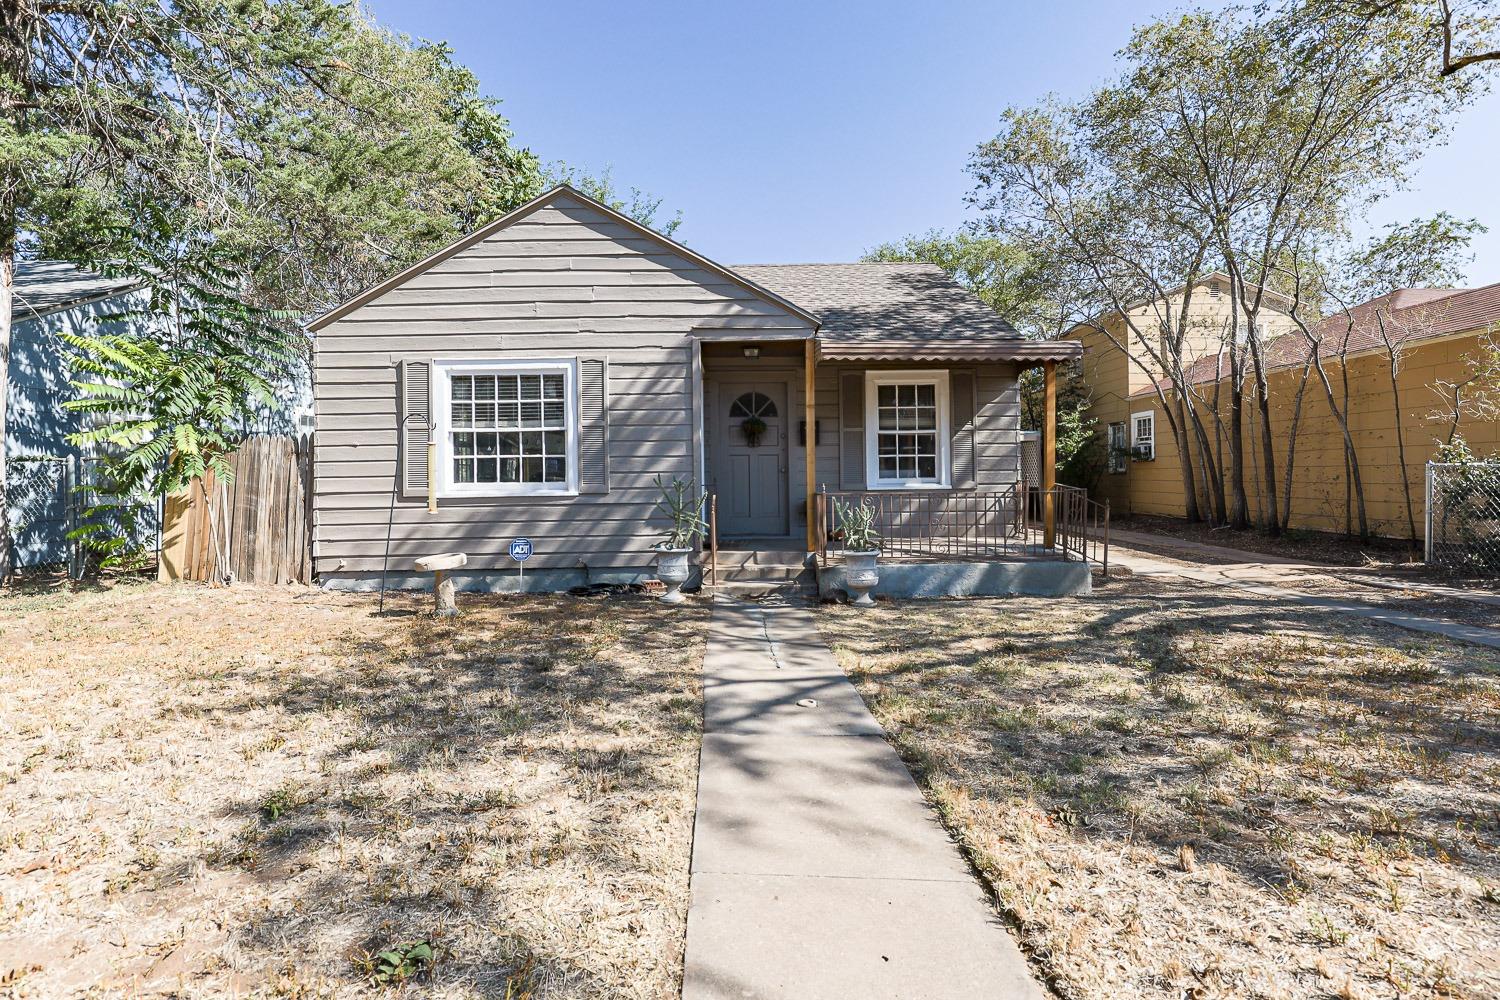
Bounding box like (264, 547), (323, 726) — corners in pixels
(6, 453), (160, 577)
(1425, 460), (1500, 574)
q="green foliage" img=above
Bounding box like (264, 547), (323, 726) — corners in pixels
(652, 475), (708, 549)
(544, 162), (682, 237)
(832, 497), (882, 553)
(62, 212), (304, 503)
(862, 230), (1055, 337)
(1346, 213), (1487, 300)
(360, 940), (440, 985)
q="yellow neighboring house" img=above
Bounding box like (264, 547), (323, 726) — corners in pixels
(1076, 278), (1500, 540)
(1071, 272), (1300, 516)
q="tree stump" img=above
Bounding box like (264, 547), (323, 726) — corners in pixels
(414, 552), (468, 616)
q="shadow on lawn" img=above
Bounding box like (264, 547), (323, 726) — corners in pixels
(180, 589), (706, 998)
(822, 584), (1500, 900)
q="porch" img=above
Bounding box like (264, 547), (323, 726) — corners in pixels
(694, 326), (1098, 600)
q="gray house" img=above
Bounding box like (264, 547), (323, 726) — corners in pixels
(308, 186), (1088, 596)
(5, 262), (155, 568)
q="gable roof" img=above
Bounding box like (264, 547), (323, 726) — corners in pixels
(306, 184), (822, 332)
(12, 261), (144, 324)
(1130, 280), (1500, 398)
(1065, 271), (1293, 340)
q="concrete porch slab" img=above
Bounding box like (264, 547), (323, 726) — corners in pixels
(818, 557), (1091, 600)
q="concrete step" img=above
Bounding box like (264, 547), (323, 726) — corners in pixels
(716, 579), (811, 600)
(704, 548), (808, 570)
(714, 563), (808, 583)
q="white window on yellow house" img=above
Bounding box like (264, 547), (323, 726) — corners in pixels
(1130, 410), (1155, 461)
(1107, 421), (1127, 473)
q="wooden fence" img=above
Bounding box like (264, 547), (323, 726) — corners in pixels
(159, 435), (313, 585)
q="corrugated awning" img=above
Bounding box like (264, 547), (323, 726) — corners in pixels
(815, 338), (1083, 364)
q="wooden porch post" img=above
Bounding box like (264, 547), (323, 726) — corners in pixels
(1042, 359), (1057, 549)
(804, 338), (818, 552)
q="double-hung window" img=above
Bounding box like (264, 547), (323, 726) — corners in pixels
(433, 360), (578, 496)
(865, 370), (950, 488)
(1130, 409), (1155, 461)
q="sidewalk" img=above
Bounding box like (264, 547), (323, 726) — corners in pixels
(1110, 547), (1500, 651)
(1109, 527), (1500, 609)
(682, 598), (1044, 1000)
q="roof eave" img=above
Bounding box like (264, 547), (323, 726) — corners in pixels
(816, 338), (1082, 364)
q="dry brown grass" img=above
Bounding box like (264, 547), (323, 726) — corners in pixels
(819, 577), (1500, 1000)
(0, 580), (707, 999)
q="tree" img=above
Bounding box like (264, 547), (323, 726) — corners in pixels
(972, 6), (1474, 535)
(1286, 1), (1500, 77)
(63, 212), (304, 581)
(2, 1), (541, 579)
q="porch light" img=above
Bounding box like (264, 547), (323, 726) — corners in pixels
(742, 347), (760, 358)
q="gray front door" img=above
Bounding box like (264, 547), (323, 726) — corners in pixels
(712, 382), (789, 537)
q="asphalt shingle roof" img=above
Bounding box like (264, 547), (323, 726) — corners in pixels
(10, 261), (143, 325)
(734, 262), (1021, 342)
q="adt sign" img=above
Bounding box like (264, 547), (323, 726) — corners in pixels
(508, 537), (533, 562)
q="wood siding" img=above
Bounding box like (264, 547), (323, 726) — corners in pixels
(313, 193), (815, 579)
(312, 192), (1024, 583)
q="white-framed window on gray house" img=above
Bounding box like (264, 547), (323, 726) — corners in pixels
(864, 370), (950, 488)
(1107, 421), (1128, 473)
(432, 359), (579, 497)
(1130, 409), (1155, 461)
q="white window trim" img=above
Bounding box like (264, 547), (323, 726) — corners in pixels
(864, 369), (951, 490)
(431, 358), (580, 498)
(1130, 409), (1155, 461)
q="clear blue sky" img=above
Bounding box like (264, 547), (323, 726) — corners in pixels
(367, 0), (1500, 281)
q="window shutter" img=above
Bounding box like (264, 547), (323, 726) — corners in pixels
(950, 371), (976, 489)
(838, 370), (864, 489)
(399, 359), (431, 499)
(578, 357), (610, 494)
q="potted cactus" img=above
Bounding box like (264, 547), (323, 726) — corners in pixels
(652, 475), (708, 604)
(834, 496), (882, 606)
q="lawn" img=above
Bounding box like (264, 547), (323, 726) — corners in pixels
(0, 581), (707, 999)
(820, 578), (1500, 1000)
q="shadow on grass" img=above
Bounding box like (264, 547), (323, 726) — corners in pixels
(181, 589), (708, 998)
(820, 583), (1500, 903)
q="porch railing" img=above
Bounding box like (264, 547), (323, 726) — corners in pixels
(818, 484), (1108, 573)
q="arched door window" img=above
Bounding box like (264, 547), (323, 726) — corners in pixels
(728, 392), (778, 420)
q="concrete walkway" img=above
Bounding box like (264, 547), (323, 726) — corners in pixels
(683, 598), (1044, 1000)
(1109, 527), (1500, 609)
(1111, 547), (1500, 651)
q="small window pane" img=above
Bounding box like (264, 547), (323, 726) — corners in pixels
(543, 374), (564, 399)
(916, 384), (935, 406)
(878, 435), (897, 456)
(453, 432), (475, 456)
(522, 457), (543, 482)
(497, 432), (520, 456)
(499, 457), (520, 482)
(543, 430), (566, 455)
(474, 376), (497, 400)
(915, 408), (936, 431)
(498, 401), (519, 427)
(544, 457), (567, 482)
(543, 400), (565, 425)
(452, 377), (473, 400)
(452, 403), (473, 427)
(878, 385), (897, 407)
(521, 431), (543, 455)
(917, 456), (936, 479)
(476, 457), (497, 482)
(519, 375), (542, 400)
(879, 456), (898, 477)
(473, 401), (496, 426)
(878, 409), (897, 431)
(476, 433), (498, 456)
(497, 378), (519, 401)
(520, 401), (542, 427)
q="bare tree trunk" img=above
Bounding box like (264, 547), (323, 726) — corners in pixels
(1173, 393), (1202, 522)
(1382, 346), (1420, 550)
(1247, 346), (1281, 535)
(1279, 356), (1314, 534)
(1227, 372), (1250, 528)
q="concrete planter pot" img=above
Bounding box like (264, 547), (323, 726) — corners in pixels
(843, 549), (880, 607)
(654, 547), (695, 604)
